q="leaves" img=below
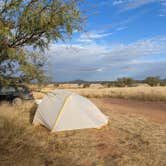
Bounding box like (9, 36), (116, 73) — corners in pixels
(0, 0), (82, 85)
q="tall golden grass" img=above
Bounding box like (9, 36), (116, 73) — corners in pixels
(71, 87), (166, 101)
(32, 86), (166, 101)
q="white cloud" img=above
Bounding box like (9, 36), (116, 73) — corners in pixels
(116, 26), (128, 31)
(113, 0), (125, 6)
(113, 0), (166, 12)
(106, 37), (166, 57)
(113, 0), (155, 8)
(160, 0), (166, 15)
(78, 38), (93, 43)
(78, 31), (113, 43)
(47, 36), (166, 81)
(124, 0), (156, 10)
(86, 32), (112, 39)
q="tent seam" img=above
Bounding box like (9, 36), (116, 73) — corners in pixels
(51, 95), (71, 132)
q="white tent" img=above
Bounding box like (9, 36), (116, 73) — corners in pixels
(33, 90), (108, 132)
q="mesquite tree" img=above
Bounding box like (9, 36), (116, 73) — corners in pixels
(0, 0), (82, 85)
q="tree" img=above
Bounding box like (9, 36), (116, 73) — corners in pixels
(144, 77), (161, 87)
(160, 81), (166, 86)
(0, 0), (82, 85)
(82, 83), (90, 88)
(116, 77), (135, 87)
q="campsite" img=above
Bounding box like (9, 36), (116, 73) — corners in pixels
(0, 0), (166, 165)
(0, 85), (166, 166)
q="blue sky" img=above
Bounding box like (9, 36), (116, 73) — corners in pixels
(47, 0), (166, 82)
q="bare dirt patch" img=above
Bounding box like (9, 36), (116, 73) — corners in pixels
(91, 98), (166, 124)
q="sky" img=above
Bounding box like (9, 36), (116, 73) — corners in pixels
(47, 0), (166, 82)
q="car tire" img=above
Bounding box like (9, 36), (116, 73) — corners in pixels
(13, 98), (22, 106)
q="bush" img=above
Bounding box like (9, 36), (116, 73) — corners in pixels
(144, 77), (161, 87)
(160, 81), (166, 86)
(82, 83), (91, 88)
(104, 82), (116, 88)
(116, 77), (135, 87)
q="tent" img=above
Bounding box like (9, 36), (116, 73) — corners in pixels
(33, 90), (108, 132)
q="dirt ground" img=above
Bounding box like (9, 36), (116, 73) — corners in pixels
(92, 98), (166, 124)
(0, 98), (166, 166)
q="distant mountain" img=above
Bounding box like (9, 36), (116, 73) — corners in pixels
(68, 79), (87, 83)
(53, 79), (88, 84)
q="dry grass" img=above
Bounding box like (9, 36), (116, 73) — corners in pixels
(70, 87), (166, 101)
(32, 86), (166, 101)
(0, 99), (166, 166)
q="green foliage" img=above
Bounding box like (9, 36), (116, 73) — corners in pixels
(82, 83), (90, 88)
(116, 77), (136, 87)
(144, 77), (161, 87)
(0, 0), (82, 85)
(160, 80), (166, 86)
(104, 82), (116, 88)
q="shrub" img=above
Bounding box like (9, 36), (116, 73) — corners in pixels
(116, 77), (135, 87)
(82, 83), (91, 88)
(144, 77), (161, 87)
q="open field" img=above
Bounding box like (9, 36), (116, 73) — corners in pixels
(0, 98), (166, 166)
(32, 86), (166, 101)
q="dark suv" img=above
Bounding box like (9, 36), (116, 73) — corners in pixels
(0, 85), (34, 105)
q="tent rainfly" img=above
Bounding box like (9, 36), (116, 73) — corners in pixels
(33, 90), (109, 132)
